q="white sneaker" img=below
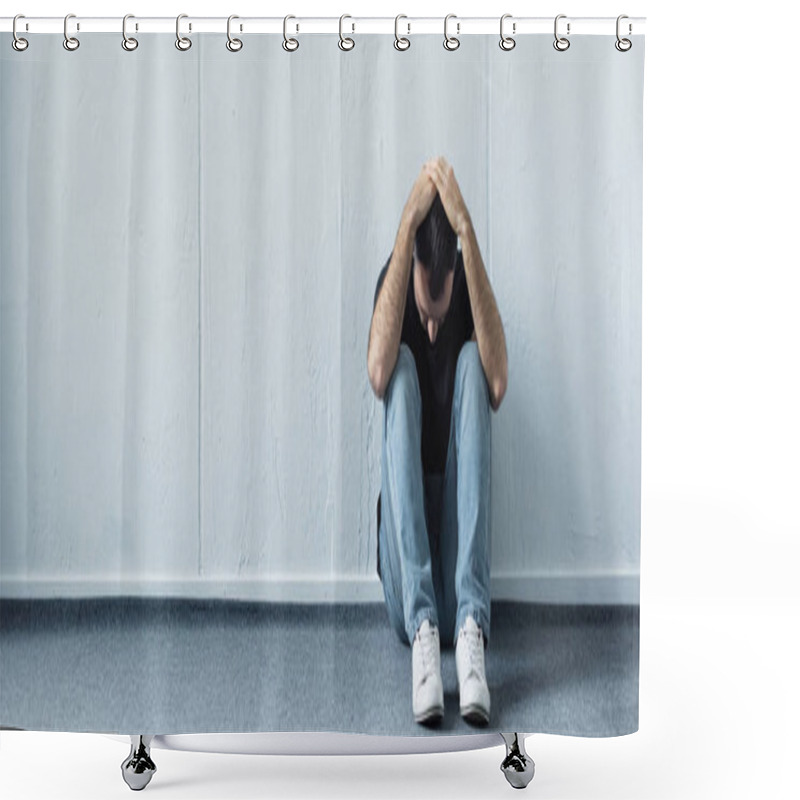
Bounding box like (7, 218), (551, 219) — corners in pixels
(455, 614), (490, 725)
(411, 618), (444, 724)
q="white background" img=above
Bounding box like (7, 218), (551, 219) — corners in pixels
(1, 1), (798, 798)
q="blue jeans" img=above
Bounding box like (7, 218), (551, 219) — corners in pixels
(378, 341), (492, 649)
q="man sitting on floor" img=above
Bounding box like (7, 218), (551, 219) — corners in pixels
(367, 156), (508, 726)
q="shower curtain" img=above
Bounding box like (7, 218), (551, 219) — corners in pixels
(0, 26), (644, 738)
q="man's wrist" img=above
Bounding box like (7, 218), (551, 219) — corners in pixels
(401, 207), (420, 237)
(396, 211), (419, 271)
(457, 212), (473, 240)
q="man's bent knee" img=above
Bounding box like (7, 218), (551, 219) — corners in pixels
(385, 343), (421, 408)
(456, 341), (489, 403)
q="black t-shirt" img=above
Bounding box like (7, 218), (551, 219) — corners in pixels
(372, 249), (475, 476)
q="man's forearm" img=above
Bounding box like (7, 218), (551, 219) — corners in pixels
(367, 212), (416, 399)
(458, 216), (508, 410)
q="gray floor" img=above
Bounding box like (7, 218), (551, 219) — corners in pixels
(0, 599), (638, 737)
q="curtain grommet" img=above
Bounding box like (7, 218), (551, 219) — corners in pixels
(12, 14), (29, 51)
(63, 13), (80, 51)
(175, 14), (192, 51)
(553, 14), (570, 51)
(553, 14), (569, 53)
(444, 14), (460, 51)
(226, 15), (243, 52)
(499, 14), (516, 51)
(394, 15), (410, 51)
(121, 14), (138, 51)
(615, 15), (632, 51)
(283, 14), (299, 52)
(339, 14), (355, 51)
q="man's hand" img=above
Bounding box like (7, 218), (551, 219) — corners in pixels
(422, 156), (509, 411)
(403, 160), (438, 232)
(424, 156), (471, 238)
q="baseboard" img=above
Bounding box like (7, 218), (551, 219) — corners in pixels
(492, 572), (639, 605)
(0, 571), (639, 605)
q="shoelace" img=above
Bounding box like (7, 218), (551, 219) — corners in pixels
(460, 627), (484, 679)
(418, 626), (438, 680)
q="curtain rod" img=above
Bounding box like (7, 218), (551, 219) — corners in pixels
(2, 16), (646, 36)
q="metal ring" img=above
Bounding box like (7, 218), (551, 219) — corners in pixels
(283, 15), (299, 52)
(122, 14), (138, 51)
(339, 14), (354, 51)
(615, 14), (632, 51)
(226, 15), (243, 52)
(175, 13), (192, 51)
(63, 13), (80, 51)
(394, 14), (410, 51)
(443, 14), (460, 51)
(499, 14), (515, 51)
(553, 14), (570, 51)
(12, 14), (29, 51)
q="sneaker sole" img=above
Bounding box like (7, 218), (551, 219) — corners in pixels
(460, 703), (490, 726)
(414, 705), (444, 725)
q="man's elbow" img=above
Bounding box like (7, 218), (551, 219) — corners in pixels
(367, 354), (388, 400)
(490, 372), (507, 412)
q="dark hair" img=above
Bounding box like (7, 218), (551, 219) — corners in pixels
(414, 193), (457, 302)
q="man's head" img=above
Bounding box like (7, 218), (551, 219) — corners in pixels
(413, 193), (457, 345)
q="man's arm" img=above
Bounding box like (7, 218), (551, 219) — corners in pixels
(367, 218), (415, 399)
(424, 157), (508, 411)
(367, 162), (438, 399)
(460, 218), (508, 411)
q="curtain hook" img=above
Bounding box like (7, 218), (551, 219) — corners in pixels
(176, 13), (192, 50)
(122, 14), (138, 51)
(227, 14), (243, 52)
(63, 13), (80, 51)
(394, 14), (410, 51)
(499, 14), (515, 51)
(615, 14), (632, 51)
(339, 14), (355, 51)
(553, 14), (570, 51)
(12, 14), (29, 52)
(283, 14), (299, 52)
(444, 13), (460, 51)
